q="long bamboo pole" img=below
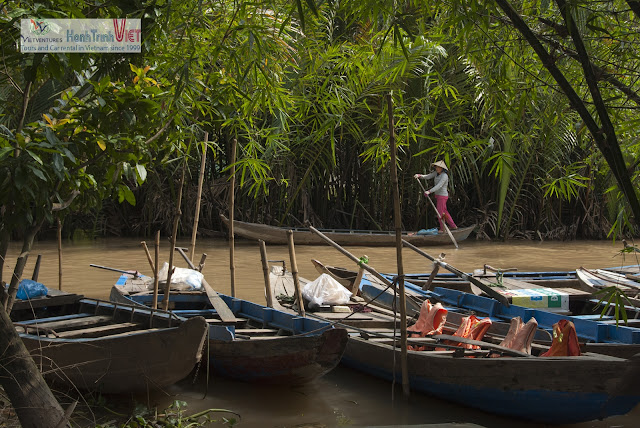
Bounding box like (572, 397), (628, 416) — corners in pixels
(163, 166), (186, 311)
(152, 230), (160, 309)
(190, 133), (208, 262)
(401, 239), (510, 306)
(387, 93), (410, 397)
(229, 138), (237, 297)
(308, 226), (399, 296)
(57, 219), (62, 290)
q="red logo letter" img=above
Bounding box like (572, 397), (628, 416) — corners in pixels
(113, 18), (127, 42)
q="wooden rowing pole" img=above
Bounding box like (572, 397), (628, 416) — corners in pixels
(175, 247), (237, 322)
(415, 177), (458, 248)
(401, 240), (510, 306)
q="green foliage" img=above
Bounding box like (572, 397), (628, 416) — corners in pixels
(2, 0), (640, 240)
(94, 400), (240, 428)
(593, 286), (633, 327)
(542, 163), (589, 201)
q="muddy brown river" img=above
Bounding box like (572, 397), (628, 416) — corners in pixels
(4, 237), (640, 427)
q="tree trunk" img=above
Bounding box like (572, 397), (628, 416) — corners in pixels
(0, 226), (9, 285)
(0, 305), (67, 428)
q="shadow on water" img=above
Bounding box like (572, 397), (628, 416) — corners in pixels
(139, 363), (640, 428)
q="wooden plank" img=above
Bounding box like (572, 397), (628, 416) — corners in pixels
(175, 247), (237, 323)
(11, 293), (82, 311)
(15, 313), (93, 326)
(235, 328), (279, 335)
(433, 334), (532, 357)
(54, 322), (140, 338)
(204, 317), (246, 325)
(21, 315), (112, 331)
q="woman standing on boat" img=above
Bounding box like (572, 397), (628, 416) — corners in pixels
(414, 160), (457, 233)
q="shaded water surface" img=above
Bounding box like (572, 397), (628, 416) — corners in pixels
(4, 237), (640, 427)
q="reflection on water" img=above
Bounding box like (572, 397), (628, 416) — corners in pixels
(4, 237), (640, 427)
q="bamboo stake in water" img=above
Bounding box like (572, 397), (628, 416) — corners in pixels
(57, 219), (62, 290)
(387, 92), (409, 398)
(152, 230), (160, 309)
(190, 132), (208, 262)
(229, 138), (237, 297)
(286, 230), (305, 316)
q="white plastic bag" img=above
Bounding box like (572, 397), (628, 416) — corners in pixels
(302, 274), (352, 308)
(151, 262), (204, 291)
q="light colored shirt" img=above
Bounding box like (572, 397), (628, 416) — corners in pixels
(420, 171), (449, 196)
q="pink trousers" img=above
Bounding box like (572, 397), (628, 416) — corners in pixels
(435, 195), (457, 231)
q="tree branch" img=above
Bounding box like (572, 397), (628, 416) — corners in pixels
(493, 0), (640, 223)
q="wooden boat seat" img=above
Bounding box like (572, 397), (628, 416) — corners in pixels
(16, 312), (97, 326)
(205, 317), (247, 326)
(53, 322), (141, 339)
(19, 315), (113, 332)
(235, 328), (279, 336)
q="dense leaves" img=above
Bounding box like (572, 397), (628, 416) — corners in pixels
(1, 0), (639, 249)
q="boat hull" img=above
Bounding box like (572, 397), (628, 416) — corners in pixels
(220, 215), (475, 246)
(16, 299), (207, 394)
(208, 328), (348, 384)
(341, 338), (640, 424)
(111, 277), (348, 385)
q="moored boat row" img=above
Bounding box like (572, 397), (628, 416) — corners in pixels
(8, 247), (640, 424)
(267, 263), (640, 424)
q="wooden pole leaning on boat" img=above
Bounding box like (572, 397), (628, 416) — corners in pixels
(308, 223), (410, 392)
(308, 226), (404, 300)
(229, 138), (237, 297)
(175, 246), (236, 322)
(415, 177), (458, 249)
(141, 241), (155, 272)
(286, 230), (306, 316)
(401, 240), (511, 307)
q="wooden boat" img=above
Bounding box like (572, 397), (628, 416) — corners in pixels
(13, 296), (208, 394)
(349, 269), (640, 351)
(311, 259), (583, 293)
(576, 267), (640, 300)
(312, 259), (592, 315)
(220, 214), (476, 246)
(281, 264), (640, 352)
(268, 265), (640, 423)
(604, 263), (640, 281)
(110, 273), (348, 384)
